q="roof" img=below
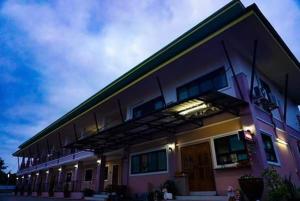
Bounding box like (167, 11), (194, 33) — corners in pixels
(15, 0), (300, 152)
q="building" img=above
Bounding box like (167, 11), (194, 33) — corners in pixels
(13, 0), (300, 200)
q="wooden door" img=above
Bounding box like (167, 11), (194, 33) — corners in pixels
(112, 165), (119, 185)
(181, 142), (215, 191)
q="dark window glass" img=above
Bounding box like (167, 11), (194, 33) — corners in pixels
(132, 97), (164, 119)
(104, 166), (108, 180)
(85, 169), (93, 181)
(214, 134), (248, 165)
(298, 141), (300, 153)
(261, 133), (278, 163)
(131, 149), (167, 174)
(66, 172), (72, 182)
(177, 67), (227, 101)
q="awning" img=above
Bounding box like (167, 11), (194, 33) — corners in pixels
(66, 92), (247, 152)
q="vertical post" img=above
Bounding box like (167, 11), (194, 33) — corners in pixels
(249, 40), (258, 102)
(74, 161), (83, 192)
(221, 40), (244, 100)
(283, 74), (289, 123)
(73, 124), (79, 141)
(93, 112), (100, 133)
(156, 76), (167, 107)
(17, 157), (20, 170)
(117, 99), (125, 123)
(96, 155), (106, 193)
(46, 139), (51, 159)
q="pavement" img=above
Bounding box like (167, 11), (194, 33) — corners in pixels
(0, 193), (84, 201)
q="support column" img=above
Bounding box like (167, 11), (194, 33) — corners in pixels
(73, 161), (83, 192)
(168, 138), (177, 179)
(57, 167), (64, 192)
(121, 147), (130, 186)
(96, 155), (106, 193)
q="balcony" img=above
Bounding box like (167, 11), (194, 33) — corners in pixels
(17, 151), (94, 175)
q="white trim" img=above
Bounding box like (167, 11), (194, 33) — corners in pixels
(259, 129), (281, 166)
(129, 145), (169, 176)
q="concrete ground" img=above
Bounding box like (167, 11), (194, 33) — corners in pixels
(0, 193), (84, 201)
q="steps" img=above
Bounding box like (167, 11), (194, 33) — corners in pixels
(85, 193), (109, 201)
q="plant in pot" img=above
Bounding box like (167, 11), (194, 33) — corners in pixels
(239, 174), (264, 201)
(161, 180), (178, 199)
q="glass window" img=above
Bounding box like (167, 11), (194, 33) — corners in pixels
(66, 172), (72, 182)
(85, 169), (93, 181)
(104, 166), (108, 180)
(261, 133), (278, 163)
(131, 149), (167, 174)
(177, 67), (228, 101)
(214, 134), (248, 165)
(132, 97), (164, 119)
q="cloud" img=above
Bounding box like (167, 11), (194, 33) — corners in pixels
(0, 0), (299, 172)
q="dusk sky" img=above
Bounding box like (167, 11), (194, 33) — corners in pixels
(0, 0), (299, 173)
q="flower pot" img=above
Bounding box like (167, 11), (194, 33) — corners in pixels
(239, 177), (264, 201)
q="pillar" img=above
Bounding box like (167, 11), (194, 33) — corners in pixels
(73, 161), (83, 192)
(95, 155), (106, 193)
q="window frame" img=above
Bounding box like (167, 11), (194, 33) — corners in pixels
(131, 96), (165, 119)
(210, 131), (249, 169)
(260, 130), (281, 166)
(176, 67), (229, 101)
(84, 168), (93, 182)
(129, 146), (169, 176)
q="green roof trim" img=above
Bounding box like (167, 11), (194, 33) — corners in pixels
(16, 0), (300, 152)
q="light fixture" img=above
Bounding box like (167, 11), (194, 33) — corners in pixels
(46, 170), (49, 174)
(97, 159), (101, 165)
(16, 177), (19, 180)
(28, 174), (31, 178)
(21, 176), (24, 179)
(7, 173), (10, 178)
(58, 167), (62, 172)
(179, 104), (207, 115)
(36, 173), (39, 176)
(168, 143), (175, 152)
(74, 164), (78, 169)
(276, 138), (288, 145)
(243, 125), (255, 134)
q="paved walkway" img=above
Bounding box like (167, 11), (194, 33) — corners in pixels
(0, 194), (84, 201)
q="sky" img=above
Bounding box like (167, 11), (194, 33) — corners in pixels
(0, 0), (299, 173)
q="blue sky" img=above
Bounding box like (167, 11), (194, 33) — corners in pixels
(0, 0), (299, 173)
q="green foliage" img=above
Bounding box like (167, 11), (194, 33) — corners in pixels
(262, 168), (300, 201)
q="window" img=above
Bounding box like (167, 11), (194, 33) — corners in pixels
(131, 149), (167, 174)
(84, 169), (93, 181)
(261, 133), (278, 163)
(214, 134), (248, 165)
(177, 67), (228, 101)
(104, 166), (108, 180)
(132, 97), (164, 119)
(66, 172), (72, 182)
(298, 141), (300, 153)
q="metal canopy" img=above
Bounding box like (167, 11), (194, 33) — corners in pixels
(66, 92), (246, 153)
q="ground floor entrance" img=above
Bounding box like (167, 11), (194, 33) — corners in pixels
(181, 142), (215, 191)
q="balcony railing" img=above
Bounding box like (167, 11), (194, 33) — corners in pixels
(17, 151), (94, 175)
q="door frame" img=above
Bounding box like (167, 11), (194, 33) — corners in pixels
(179, 139), (216, 192)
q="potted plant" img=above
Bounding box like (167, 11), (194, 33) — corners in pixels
(239, 174), (264, 201)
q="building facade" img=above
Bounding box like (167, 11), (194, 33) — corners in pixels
(13, 1), (300, 200)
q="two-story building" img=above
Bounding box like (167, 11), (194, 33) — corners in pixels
(13, 0), (300, 200)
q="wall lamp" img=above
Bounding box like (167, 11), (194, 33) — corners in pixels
(168, 143), (175, 152)
(276, 138), (288, 145)
(97, 159), (101, 165)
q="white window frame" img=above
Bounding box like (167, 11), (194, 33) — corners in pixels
(260, 129), (281, 166)
(210, 130), (247, 169)
(129, 145), (169, 176)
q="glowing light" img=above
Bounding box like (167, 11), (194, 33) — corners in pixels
(179, 104), (208, 115)
(36, 173), (39, 176)
(74, 164), (78, 168)
(46, 170), (49, 174)
(97, 159), (101, 165)
(58, 167), (62, 172)
(168, 143), (175, 152)
(276, 138), (288, 145)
